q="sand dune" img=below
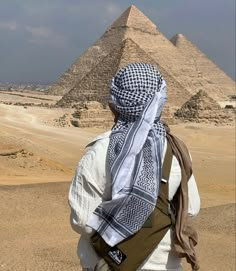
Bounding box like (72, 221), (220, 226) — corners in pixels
(0, 183), (235, 271)
(0, 104), (101, 184)
(0, 183), (79, 271)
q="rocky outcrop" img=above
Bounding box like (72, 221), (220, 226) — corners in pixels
(53, 101), (114, 128)
(71, 101), (114, 128)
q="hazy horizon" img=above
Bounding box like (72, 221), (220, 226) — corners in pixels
(0, 1), (235, 84)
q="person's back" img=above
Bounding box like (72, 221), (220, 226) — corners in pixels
(68, 63), (200, 271)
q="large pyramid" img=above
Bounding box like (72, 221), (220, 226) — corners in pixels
(50, 5), (235, 108)
(49, 5), (146, 96)
(57, 38), (191, 108)
(170, 34), (235, 100)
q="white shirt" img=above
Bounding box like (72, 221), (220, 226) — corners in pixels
(68, 131), (200, 271)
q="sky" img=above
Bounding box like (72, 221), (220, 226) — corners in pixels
(0, 0), (235, 84)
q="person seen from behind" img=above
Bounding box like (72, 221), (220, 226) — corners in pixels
(68, 63), (201, 271)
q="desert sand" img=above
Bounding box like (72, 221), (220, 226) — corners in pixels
(0, 93), (235, 270)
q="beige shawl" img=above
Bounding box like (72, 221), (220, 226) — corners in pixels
(165, 123), (200, 271)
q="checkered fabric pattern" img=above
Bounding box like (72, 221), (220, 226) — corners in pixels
(110, 62), (165, 122)
(87, 63), (167, 246)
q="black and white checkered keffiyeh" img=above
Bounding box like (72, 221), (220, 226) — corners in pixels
(87, 63), (167, 246)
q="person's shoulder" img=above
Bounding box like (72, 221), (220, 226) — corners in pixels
(86, 131), (111, 148)
(76, 131), (111, 171)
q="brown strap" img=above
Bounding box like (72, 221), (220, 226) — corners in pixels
(157, 141), (175, 222)
(162, 141), (173, 182)
(165, 124), (199, 270)
(158, 141), (172, 202)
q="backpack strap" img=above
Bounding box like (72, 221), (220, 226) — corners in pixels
(162, 140), (173, 182)
(91, 140), (175, 271)
(157, 141), (176, 225)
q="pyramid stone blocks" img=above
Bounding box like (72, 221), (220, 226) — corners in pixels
(171, 34), (235, 100)
(57, 38), (191, 108)
(175, 90), (234, 125)
(49, 5), (235, 127)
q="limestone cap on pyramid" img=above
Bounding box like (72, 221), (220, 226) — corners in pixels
(170, 33), (206, 55)
(170, 33), (186, 47)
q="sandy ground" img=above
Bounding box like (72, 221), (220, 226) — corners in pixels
(0, 99), (235, 270)
(0, 90), (61, 105)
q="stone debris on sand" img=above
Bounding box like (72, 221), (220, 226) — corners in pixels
(53, 113), (73, 127)
(53, 101), (114, 128)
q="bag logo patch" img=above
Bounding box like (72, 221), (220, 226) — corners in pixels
(107, 247), (126, 265)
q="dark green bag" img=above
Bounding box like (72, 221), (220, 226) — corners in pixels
(91, 142), (174, 271)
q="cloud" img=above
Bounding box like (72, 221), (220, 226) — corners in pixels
(0, 1), (234, 83)
(105, 3), (122, 18)
(25, 25), (67, 47)
(101, 3), (123, 24)
(0, 21), (18, 31)
(26, 26), (51, 39)
(64, 1), (122, 23)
